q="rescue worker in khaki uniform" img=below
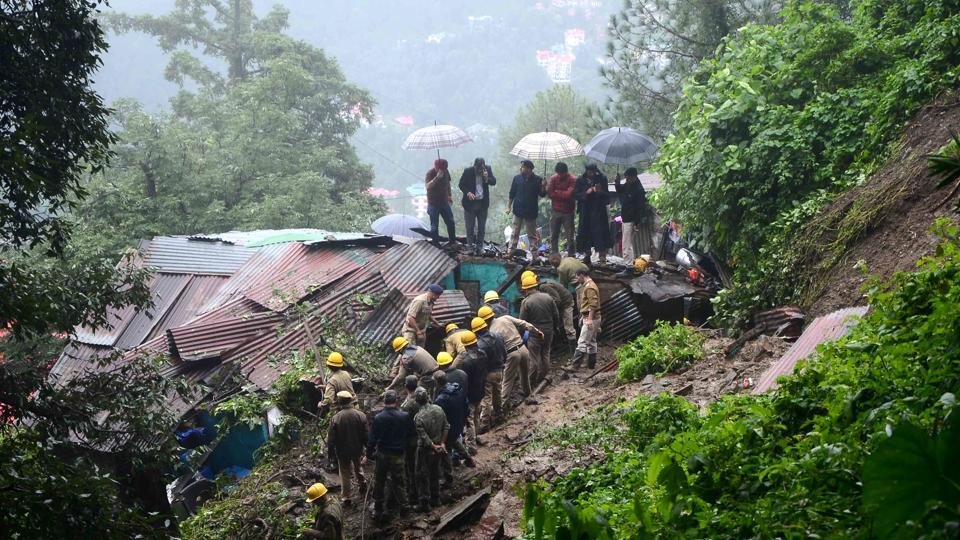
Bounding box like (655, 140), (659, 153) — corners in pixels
(385, 336), (439, 396)
(519, 273), (560, 386)
(364, 390), (409, 524)
(573, 268), (602, 369)
(401, 283), (443, 347)
(303, 483), (344, 539)
(414, 388), (449, 511)
(539, 278), (577, 351)
(457, 330), (489, 445)
(318, 352), (354, 416)
(325, 391), (367, 505)
(549, 253), (589, 289)
(482, 290), (508, 316)
(472, 316), (506, 429)
(479, 305), (538, 408)
(444, 322), (467, 360)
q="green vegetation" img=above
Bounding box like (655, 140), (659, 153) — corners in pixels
(615, 322), (705, 382)
(928, 130), (960, 211)
(522, 220), (960, 538)
(653, 0), (960, 326)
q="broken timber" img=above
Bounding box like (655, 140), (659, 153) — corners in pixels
(432, 487), (492, 536)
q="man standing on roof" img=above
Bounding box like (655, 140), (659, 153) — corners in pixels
(482, 290), (508, 316)
(318, 352), (354, 417)
(547, 162), (577, 257)
(401, 284), (443, 348)
(548, 253), (589, 289)
(326, 391), (367, 507)
(572, 268), (602, 370)
(302, 483), (343, 539)
(472, 316), (506, 429)
(519, 273), (560, 387)
(506, 160), (545, 256)
(480, 305), (537, 410)
(385, 336), (439, 396)
(574, 163), (612, 266)
(615, 167), (654, 264)
(414, 387), (449, 511)
(425, 159), (456, 245)
(365, 390), (409, 524)
(538, 278), (577, 352)
(459, 157), (496, 256)
(444, 323), (467, 360)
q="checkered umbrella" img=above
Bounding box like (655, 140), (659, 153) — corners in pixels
(509, 131), (583, 161)
(401, 124), (472, 158)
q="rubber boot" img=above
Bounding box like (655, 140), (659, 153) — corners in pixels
(587, 353), (597, 370)
(571, 349), (585, 369)
(567, 338), (578, 354)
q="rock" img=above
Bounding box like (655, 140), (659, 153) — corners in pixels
(641, 374), (655, 385)
(673, 383), (694, 396)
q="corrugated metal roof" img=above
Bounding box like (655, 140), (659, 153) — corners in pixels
(371, 241), (458, 294)
(356, 288), (471, 346)
(145, 275), (230, 341)
(114, 274), (192, 349)
(601, 288), (647, 342)
(143, 236), (254, 275)
(244, 246), (374, 311)
(189, 229), (388, 247)
(48, 342), (114, 386)
(72, 274), (160, 346)
(752, 306), (869, 394)
(199, 242), (299, 311)
(167, 311), (285, 361)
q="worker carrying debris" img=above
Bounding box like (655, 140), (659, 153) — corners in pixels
(572, 268), (602, 370)
(317, 352), (354, 416)
(365, 390), (409, 524)
(519, 273), (560, 386)
(414, 387), (449, 511)
(401, 283), (444, 347)
(302, 482), (343, 540)
(385, 336), (439, 396)
(326, 391), (367, 507)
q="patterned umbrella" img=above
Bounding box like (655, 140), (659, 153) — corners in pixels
(583, 127), (659, 165)
(509, 131), (583, 161)
(401, 124), (472, 158)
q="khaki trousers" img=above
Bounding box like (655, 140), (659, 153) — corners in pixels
(561, 303), (576, 341)
(527, 329), (553, 385)
(337, 455), (366, 500)
(402, 327), (425, 348)
(509, 216), (538, 251)
(480, 370), (503, 426)
(576, 315), (601, 355)
(501, 346), (531, 402)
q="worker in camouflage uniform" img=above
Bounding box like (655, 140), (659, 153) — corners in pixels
(385, 336), (439, 396)
(326, 391), (367, 506)
(303, 483), (343, 539)
(365, 390), (409, 524)
(519, 273), (560, 386)
(401, 283), (443, 347)
(572, 268), (602, 370)
(400, 375), (422, 502)
(317, 352), (354, 416)
(414, 387), (449, 511)
(479, 305), (539, 409)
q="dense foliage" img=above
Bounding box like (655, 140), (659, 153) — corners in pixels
(522, 220), (960, 538)
(73, 1), (386, 254)
(653, 0), (960, 325)
(615, 322), (705, 382)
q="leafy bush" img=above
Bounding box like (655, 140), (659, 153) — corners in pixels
(522, 220), (960, 538)
(615, 322), (705, 382)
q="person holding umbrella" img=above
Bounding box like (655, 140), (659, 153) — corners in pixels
(425, 159), (456, 245)
(574, 163), (612, 266)
(458, 157), (496, 256)
(507, 160), (545, 256)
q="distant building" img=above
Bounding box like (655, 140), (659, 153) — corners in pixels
(536, 49), (554, 67)
(411, 195), (428, 219)
(564, 28), (586, 48)
(548, 54), (573, 84)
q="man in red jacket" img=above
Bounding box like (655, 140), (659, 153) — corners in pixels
(546, 162), (577, 257)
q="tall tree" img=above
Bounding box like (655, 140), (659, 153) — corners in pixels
(599, 0), (783, 138)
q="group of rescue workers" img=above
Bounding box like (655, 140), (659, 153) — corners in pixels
(302, 255), (603, 538)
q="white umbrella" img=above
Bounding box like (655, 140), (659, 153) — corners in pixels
(401, 124), (472, 159)
(510, 131), (583, 176)
(371, 214), (427, 238)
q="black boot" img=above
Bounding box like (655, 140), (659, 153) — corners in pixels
(571, 349), (585, 368)
(587, 354), (597, 370)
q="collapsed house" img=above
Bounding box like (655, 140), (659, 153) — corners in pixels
(49, 229), (717, 514)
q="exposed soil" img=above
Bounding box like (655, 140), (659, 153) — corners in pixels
(806, 91), (960, 317)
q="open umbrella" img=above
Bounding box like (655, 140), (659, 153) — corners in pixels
(371, 213), (428, 238)
(401, 124), (473, 159)
(583, 127), (658, 167)
(509, 131), (583, 176)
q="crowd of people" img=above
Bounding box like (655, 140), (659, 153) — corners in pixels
(424, 158), (658, 264)
(302, 262), (604, 537)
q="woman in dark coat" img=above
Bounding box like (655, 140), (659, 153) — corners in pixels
(574, 163), (612, 265)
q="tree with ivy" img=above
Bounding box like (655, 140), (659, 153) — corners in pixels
(74, 0), (386, 254)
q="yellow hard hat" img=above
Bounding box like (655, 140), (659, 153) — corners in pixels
(392, 336), (410, 353)
(326, 352), (344, 368)
(520, 274), (539, 290)
(445, 323), (459, 334)
(305, 483), (328, 503)
(460, 330), (477, 346)
(471, 316), (487, 332)
(437, 351), (453, 367)
(483, 290), (500, 303)
(478, 305), (495, 320)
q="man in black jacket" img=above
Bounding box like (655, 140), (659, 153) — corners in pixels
(459, 157), (496, 256)
(365, 390), (410, 524)
(614, 167), (653, 263)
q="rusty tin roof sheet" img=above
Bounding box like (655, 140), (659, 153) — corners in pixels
(143, 236), (255, 275)
(357, 289), (471, 344)
(167, 311), (286, 362)
(600, 288), (648, 342)
(752, 306), (869, 394)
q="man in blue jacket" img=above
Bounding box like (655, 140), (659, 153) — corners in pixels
(364, 390), (410, 524)
(506, 160), (545, 256)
